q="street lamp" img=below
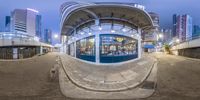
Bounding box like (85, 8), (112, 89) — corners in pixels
(176, 39), (180, 43)
(157, 33), (164, 41)
(158, 34), (163, 38)
(54, 34), (58, 39)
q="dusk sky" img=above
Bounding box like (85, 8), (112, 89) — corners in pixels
(0, 0), (200, 35)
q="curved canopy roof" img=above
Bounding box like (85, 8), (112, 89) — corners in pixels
(60, 2), (154, 36)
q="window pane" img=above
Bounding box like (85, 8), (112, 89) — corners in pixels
(100, 34), (138, 63)
(76, 36), (95, 62)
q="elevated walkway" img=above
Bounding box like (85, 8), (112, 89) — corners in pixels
(0, 32), (52, 47)
(171, 37), (200, 50)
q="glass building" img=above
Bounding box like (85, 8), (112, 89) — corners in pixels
(60, 1), (154, 63)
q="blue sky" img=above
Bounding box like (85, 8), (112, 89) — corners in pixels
(0, 0), (200, 37)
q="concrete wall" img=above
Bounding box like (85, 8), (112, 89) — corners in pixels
(178, 48), (200, 59)
(171, 37), (200, 58)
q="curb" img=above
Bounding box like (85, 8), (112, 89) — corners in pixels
(58, 55), (157, 92)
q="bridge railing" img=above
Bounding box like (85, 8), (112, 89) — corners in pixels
(0, 32), (52, 47)
(171, 35), (200, 46)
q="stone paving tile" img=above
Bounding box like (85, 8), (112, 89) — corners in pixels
(59, 53), (156, 91)
(59, 62), (157, 99)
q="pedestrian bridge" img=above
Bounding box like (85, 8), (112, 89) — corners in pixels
(171, 37), (200, 58)
(0, 32), (53, 59)
(0, 32), (52, 47)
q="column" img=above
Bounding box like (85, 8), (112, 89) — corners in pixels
(138, 28), (142, 59)
(40, 45), (43, 55)
(74, 41), (76, 57)
(95, 33), (100, 63)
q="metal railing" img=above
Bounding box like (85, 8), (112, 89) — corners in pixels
(0, 32), (52, 47)
(171, 35), (200, 46)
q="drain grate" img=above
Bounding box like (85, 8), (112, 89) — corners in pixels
(141, 81), (156, 89)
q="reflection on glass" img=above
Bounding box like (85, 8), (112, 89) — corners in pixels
(100, 34), (137, 56)
(77, 36), (95, 56)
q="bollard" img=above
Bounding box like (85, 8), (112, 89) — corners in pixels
(50, 67), (57, 81)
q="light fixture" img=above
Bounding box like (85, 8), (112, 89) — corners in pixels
(176, 39), (180, 43)
(27, 8), (39, 13)
(80, 32), (84, 35)
(88, 32), (92, 35)
(131, 35), (134, 37)
(158, 34), (163, 38)
(122, 28), (127, 32)
(54, 34), (58, 38)
(111, 29), (115, 33)
(98, 26), (102, 30)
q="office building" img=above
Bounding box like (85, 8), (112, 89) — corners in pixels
(44, 29), (52, 44)
(161, 29), (172, 43)
(36, 15), (42, 40)
(173, 14), (193, 42)
(5, 16), (11, 32)
(142, 12), (159, 52)
(11, 8), (40, 36)
(193, 25), (200, 38)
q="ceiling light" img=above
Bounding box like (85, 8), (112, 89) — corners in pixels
(80, 32), (84, 35)
(98, 27), (102, 30)
(122, 28), (127, 32)
(111, 30), (115, 33)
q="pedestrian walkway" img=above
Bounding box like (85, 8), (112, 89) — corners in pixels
(58, 53), (157, 99)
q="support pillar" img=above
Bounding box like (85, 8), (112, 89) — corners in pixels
(74, 41), (76, 57)
(40, 45), (43, 55)
(95, 33), (100, 63)
(138, 28), (142, 59)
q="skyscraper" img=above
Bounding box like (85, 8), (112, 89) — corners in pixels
(172, 14), (177, 37)
(44, 29), (52, 44)
(36, 15), (42, 40)
(5, 16), (11, 32)
(193, 25), (200, 38)
(173, 14), (193, 41)
(11, 8), (40, 36)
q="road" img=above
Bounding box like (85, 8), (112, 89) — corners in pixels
(144, 52), (200, 100)
(0, 52), (67, 100)
(0, 52), (200, 100)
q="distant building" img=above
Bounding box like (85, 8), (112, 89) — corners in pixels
(172, 14), (177, 37)
(36, 15), (42, 40)
(44, 29), (52, 44)
(161, 29), (172, 43)
(193, 25), (200, 38)
(143, 12), (159, 42)
(173, 14), (193, 42)
(10, 8), (41, 36)
(142, 12), (160, 52)
(5, 16), (11, 32)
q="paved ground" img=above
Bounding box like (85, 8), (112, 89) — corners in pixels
(0, 52), (67, 100)
(59, 53), (157, 99)
(59, 54), (156, 92)
(144, 52), (200, 100)
(1, 52), (200, 100)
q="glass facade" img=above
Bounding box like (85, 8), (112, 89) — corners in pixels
(76, 36), (95, 62)
(68, 34), (138, 63)
(100, 34), (138, 63)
